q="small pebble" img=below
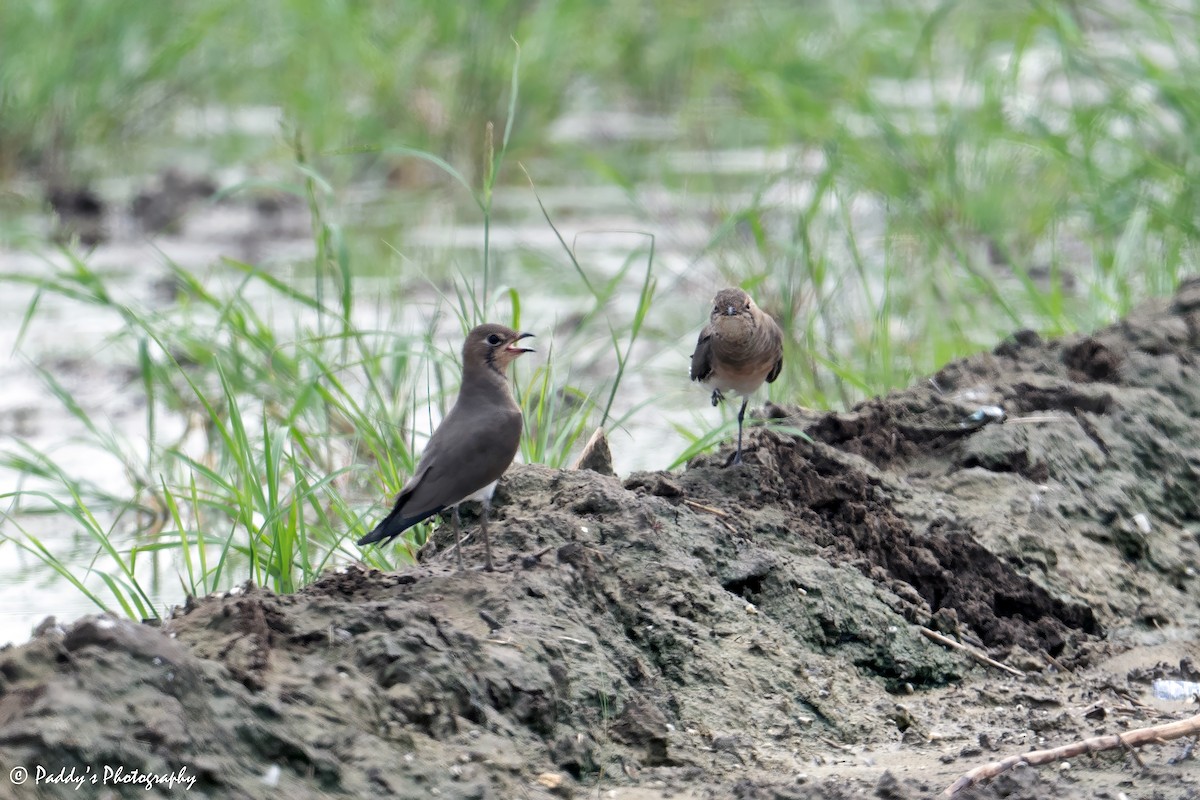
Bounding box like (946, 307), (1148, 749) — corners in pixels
(261, 765), (281, 787)
(535, 772), (563, 789)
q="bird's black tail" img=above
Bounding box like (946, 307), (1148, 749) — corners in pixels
(356, 505), (443, 547)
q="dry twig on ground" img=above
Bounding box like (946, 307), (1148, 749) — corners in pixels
(943, 713), (1200, 796)
(918, 626), (1025, 678)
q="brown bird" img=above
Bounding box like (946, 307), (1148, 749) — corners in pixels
(690, 288), (784, 465)
(357, 323), (535, 571)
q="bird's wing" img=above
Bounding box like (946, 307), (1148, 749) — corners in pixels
(766, 355), (783, 384)
(765, 319), (784, 384)
(397, 402), (520, 517)
(690, 328), (714, 382)
(359, 407), (517, 547)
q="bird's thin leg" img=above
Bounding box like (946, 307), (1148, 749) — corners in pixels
(452, 506), (465, 571)
(481, 498), (495, 572)
(732, 397), (748, 466)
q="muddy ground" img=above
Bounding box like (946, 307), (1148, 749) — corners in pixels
(3, 282), (1200, 799)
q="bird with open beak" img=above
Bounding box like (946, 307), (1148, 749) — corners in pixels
(357, 323), (535, 571)
(689, 288), (784, 465)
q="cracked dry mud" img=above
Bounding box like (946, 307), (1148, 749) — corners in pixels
(3, 281), (1200, 799)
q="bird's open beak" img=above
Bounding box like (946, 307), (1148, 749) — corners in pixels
(506, 332), (536, 353)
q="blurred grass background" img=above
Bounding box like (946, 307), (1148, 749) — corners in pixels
(4, 0), (1197, 396)
(2, 0), (1199, 614)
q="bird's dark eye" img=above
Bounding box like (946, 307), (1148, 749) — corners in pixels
(486, 334), (503, 346)
(744, 302), (751, 310)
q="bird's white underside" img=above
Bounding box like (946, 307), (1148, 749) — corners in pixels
(703, 372), (768, 396)
(454, 479), (498, 508)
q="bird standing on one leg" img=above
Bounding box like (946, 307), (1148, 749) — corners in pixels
(689, 288), (784, 465)
(357, 323), (535, 571)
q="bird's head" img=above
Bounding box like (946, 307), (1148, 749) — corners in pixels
(708, 288), (761, 341)
(465, 323), (536, 376)
(710, 287), (755, 320)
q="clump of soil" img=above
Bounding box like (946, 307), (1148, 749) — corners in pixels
(3, 282), (1200, 799)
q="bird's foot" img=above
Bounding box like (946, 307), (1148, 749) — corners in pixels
(724, 450), (744, 467)
(710, 389), (724, 407)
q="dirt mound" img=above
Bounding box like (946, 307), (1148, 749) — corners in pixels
(673, 438), (1098, 656)
(2, 281), (1200, 799)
